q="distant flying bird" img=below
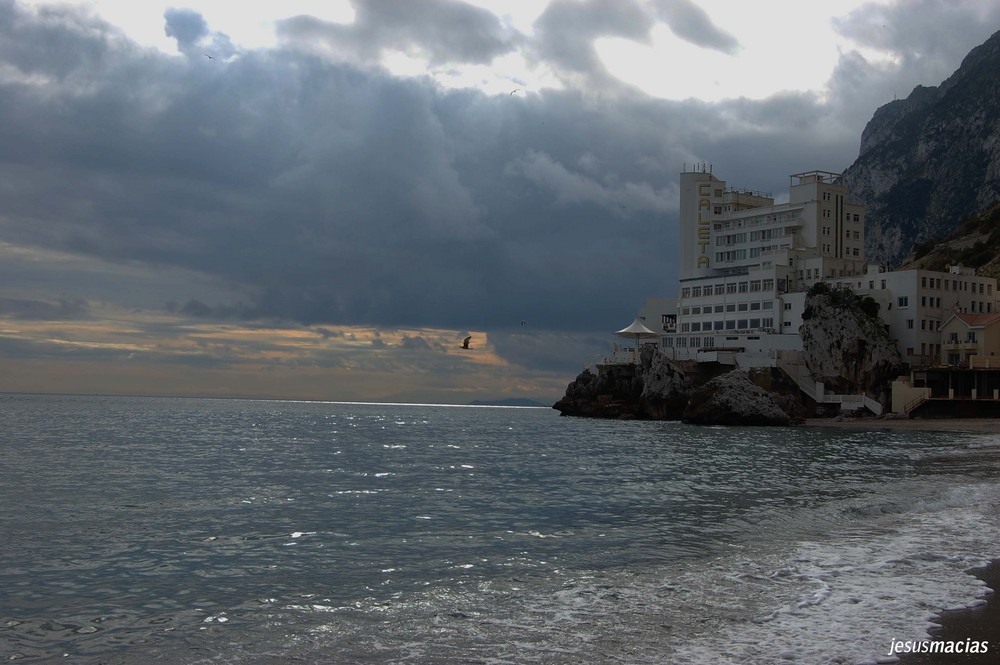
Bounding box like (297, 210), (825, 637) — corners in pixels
(461, 336), (472, 349)
(203, 53), (215, 60)
(510, 88), (520, 96)
(520, 320), (527, 326)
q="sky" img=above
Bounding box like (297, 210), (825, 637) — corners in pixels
(1, 0), (999, 404)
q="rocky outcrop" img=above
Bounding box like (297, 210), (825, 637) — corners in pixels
(681, 369), (791, 426)
(552, 346), (693, 419)
(799, 283), (902, 403)
(845, 29), (1000, 268)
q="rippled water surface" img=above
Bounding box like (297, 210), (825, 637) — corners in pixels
(2, 394), (999, 663)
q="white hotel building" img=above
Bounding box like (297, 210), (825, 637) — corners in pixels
(657, 166), (999, 373)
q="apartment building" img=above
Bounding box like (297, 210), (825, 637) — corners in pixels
(662, 166), (1000, 368)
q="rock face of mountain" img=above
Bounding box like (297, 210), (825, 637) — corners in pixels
(845, 29), (1000, 268)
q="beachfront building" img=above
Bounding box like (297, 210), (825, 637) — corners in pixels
(939, 312), (1000, 366)
(830, 265), (997, 366)
(664, 166), (866, 365)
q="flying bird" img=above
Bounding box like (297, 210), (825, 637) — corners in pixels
(461, 336), (472, 350)
(203, 53), (215, 60)
(510, 88), (520, 96)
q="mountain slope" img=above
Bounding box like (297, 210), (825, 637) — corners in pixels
(845, 29), (1000, 268)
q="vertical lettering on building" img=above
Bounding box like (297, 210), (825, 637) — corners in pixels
(696, 183), (712, 268)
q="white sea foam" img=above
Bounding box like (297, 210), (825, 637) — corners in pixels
(668, 480), (1000, 664)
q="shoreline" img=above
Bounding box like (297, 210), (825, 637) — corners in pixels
(894, 560), (1000, 665)
(802, 417), (1000, 434)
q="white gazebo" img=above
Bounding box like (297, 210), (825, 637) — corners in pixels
(615, 318), (659, 363)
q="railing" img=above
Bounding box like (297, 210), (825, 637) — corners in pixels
(904, 394), (928, 413)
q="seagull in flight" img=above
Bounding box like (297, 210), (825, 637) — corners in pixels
(203, 53), (215, 60)
(510, 88), (520, 96)
(461, 336), (472, 350)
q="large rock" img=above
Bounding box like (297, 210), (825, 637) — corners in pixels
(553, 346), (693, 419)
(681, 370), (791, 426)
(799, 284), (902, 403)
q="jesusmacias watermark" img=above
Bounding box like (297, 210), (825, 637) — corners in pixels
(888, 638), (990, 656)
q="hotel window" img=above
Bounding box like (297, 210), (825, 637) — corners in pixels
(704, 337), (715, 348)
(682, 308), (690, 315)
(968, 331), (977, 342)
(897, 296), (908, 307)
(980, 283), (985, 294)
(881, 280), (886, 289)
(726, 320), (736, 330)
(726, 304), (736, 312)
(692, 287), (702, 297)
(663, 337), (673, 347)
(681, 323), (690, 332)
(692, 307), (701, 314)
(948, 332), (958, 343)
(762, 279), (774, 291)
(727, 283), (737, 294)
(750, 319), (761, 328)
(677, 337), (687, 347)
(714, 305), (724, 313)
(738, 303), (748, 311)
(739, 282), (749, 293)
(907, 319), (914, 329)
(750, 302), (761, 311)
(921, 320), (926, 330)
(691, 322), (701, 331)
(762, 317), (773, 328)
(763, 301), (773, 310)
(784, 302), (792, 310)
(922, 277), (927, 288)
(714, 321), (724, 331)
(714, 285), (725, 296)
(682, 288), (691, 298)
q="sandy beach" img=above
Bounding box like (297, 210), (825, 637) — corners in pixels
(803, 417), (1000, 434)
(807, 417), (1000, 664)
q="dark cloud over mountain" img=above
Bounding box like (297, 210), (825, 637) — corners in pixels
(1, 0), (999, 400)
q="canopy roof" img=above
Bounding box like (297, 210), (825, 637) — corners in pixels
(615, 318), (659, 337)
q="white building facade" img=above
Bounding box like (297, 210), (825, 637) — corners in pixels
(661, 166), (1000, 370)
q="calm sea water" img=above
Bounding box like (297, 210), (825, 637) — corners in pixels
(2, 394), (999, 664)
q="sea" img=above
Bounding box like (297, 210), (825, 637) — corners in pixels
(2, 393), (999, 665)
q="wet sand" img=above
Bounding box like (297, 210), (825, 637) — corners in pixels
(893, 561), (1000, 664)
(807, 417), (1000, 663)
(803, 417), (1000, 434)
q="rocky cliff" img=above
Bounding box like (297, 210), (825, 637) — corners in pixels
(845, 29), (1000, 268)
(552, 346), (693, 419)
(681, 370), (791, 426)
(553, 347), (812, 423)
(799, 283), (902, 403)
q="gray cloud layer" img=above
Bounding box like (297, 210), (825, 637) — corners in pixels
(1, 0), (998, 341)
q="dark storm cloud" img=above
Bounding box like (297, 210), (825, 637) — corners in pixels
(650, 0), (740, 55)
(1, 0), (997, 341)
(277, 0), (517, 66)
(164, 8), (208, 50)
(531, 0), (654, 92)
(0, 298), (88, 320)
